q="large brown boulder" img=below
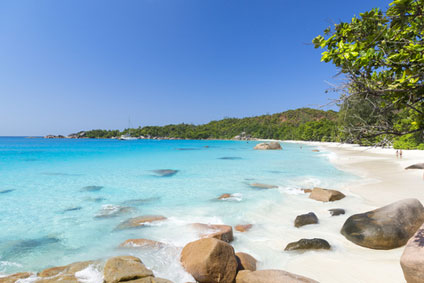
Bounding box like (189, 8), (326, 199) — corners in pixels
(236, 252), (257, 271)
(103, 256), (153, 283)
(236, 270), (318, 283)
(192, 223), (234, 243)
(294, 212), (318, 228)
(180, 238), (238, 283)
(400, 223), (424, 282)
(284, 238), (331, 251)
(309, 187), (345, 202)
(115, 215), (167, 230)
(253, 142), (282, 150)
(341, 198), (424, 250)
(0, 272), (32, 283)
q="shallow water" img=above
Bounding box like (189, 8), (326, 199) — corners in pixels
(0, 137), (358, 282)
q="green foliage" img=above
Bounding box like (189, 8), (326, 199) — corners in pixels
(81, 108), (339, 141)
(314, 0), (424, 140)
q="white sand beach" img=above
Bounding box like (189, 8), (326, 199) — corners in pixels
(282, 141), (424, 283)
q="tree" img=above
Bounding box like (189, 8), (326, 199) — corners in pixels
(313, 0), (424, 143)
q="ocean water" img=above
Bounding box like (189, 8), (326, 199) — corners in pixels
(0, 137), (359, 282)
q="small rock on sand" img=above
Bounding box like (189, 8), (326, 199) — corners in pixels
(235, 224), (253, 232)
(309, 187), (345, 202)
(294, 212), (318, 228)
(284, 238), (331, 251)
(329, 208), (345, 216)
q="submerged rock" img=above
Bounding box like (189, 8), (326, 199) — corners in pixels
(152, 169), (179, 177)
(120, 197), (160, 206)
(309, 187), (345, 202)
(400, 223), (424, 283)
(6, 236), (61, 258)
(63, 206), (82, 213)
(94, 205), (134, 219)
(192, 223), (234, 243)
(236, 252), (257, 271)
(284, 238), (331, 251)
(218, 157), (242, 160)
(329, 208), (345, 216)
(294, 212), (318, 228)
(235, 224), (253, 232)
(253, 142), (282, 150)
(341, 198), (424, 249)
(236, 269), (318, 283)
(81, 185), (103, 192)
(0, 189), (15, 194)
(181, 238), (238, 283)
(249, 183), (278, 189)
(103, 256), (153, 283)
(119, 238), (165, 249)
(115, 215), (167, 230)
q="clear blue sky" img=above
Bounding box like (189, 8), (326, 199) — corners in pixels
(0, 0), (389, 136)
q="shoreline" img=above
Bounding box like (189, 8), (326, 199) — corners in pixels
(281, 140), (424, 283)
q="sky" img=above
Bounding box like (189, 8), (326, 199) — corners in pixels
(0, 0), (390, 136)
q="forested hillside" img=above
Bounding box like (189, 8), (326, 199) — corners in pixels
(79, 108), (339, 141)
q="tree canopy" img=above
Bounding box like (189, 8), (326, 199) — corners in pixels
(313, 0), (424, 145)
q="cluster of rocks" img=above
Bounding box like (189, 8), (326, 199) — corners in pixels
(180, 237), (317, 283)
(233, 132), (253, 141)
(1, 256), (172, 283)
(253, 142), (282, 150)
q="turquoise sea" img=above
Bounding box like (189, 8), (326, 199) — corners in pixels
(0, 137), (357, 282)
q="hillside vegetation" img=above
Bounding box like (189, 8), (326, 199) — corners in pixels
(81, 108), (339, 141)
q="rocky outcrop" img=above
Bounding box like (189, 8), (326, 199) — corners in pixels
(0, 272), (33, 283)
(37, 260), (97, 283)
(38, 261), (95, 277)
(119, 239), (164, 248)
(401, 223), (424, 283)
(329, 208), (345, 216)
(294, 212), (318, 228)
(284, 238), (331, 251)
(180, 238), (238, 283)
(103, 256), (153, 283)
(235, 224), (253, 232)
(236, 269), (318, 283)
(253, 142), (282, 150)
(192, 223), (234, 243)
(249, 183), (278, 189)
(309, 187), (345, 202)
(341, 198), (424, 249)
(116, 215), (167, 230)
(236, 252), (257, 271)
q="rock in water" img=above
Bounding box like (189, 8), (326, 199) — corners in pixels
(329, 208), (345, 216)
(253, 142), (282, 150)
(236, 252), (257, 271)
(309, 187), (345, 202)
(103, 256), (153, 283)
(192, 223), (234, 243)
(341, 198), (424, 249)
(249, 183), (278, 189)
(119, 238), (164, 249)
(235, 224), (253, 232)
(115, 215), (167, 230)
(180, 238), (238, 283)
(0, 272), (33, 283)
(294, 212), (318, 228)
(401, 223), (424, 283)
(81, 185), (103, 192)
(152, 169), (178, 177)
(284, 238), (331, 251)
(236, 270), (318, 283)
(0, 189), (15, 194)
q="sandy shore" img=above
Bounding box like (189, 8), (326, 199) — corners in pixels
(281, 141), (424, 283)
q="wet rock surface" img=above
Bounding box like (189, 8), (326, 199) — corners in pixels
(284, 238), (331, 251)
